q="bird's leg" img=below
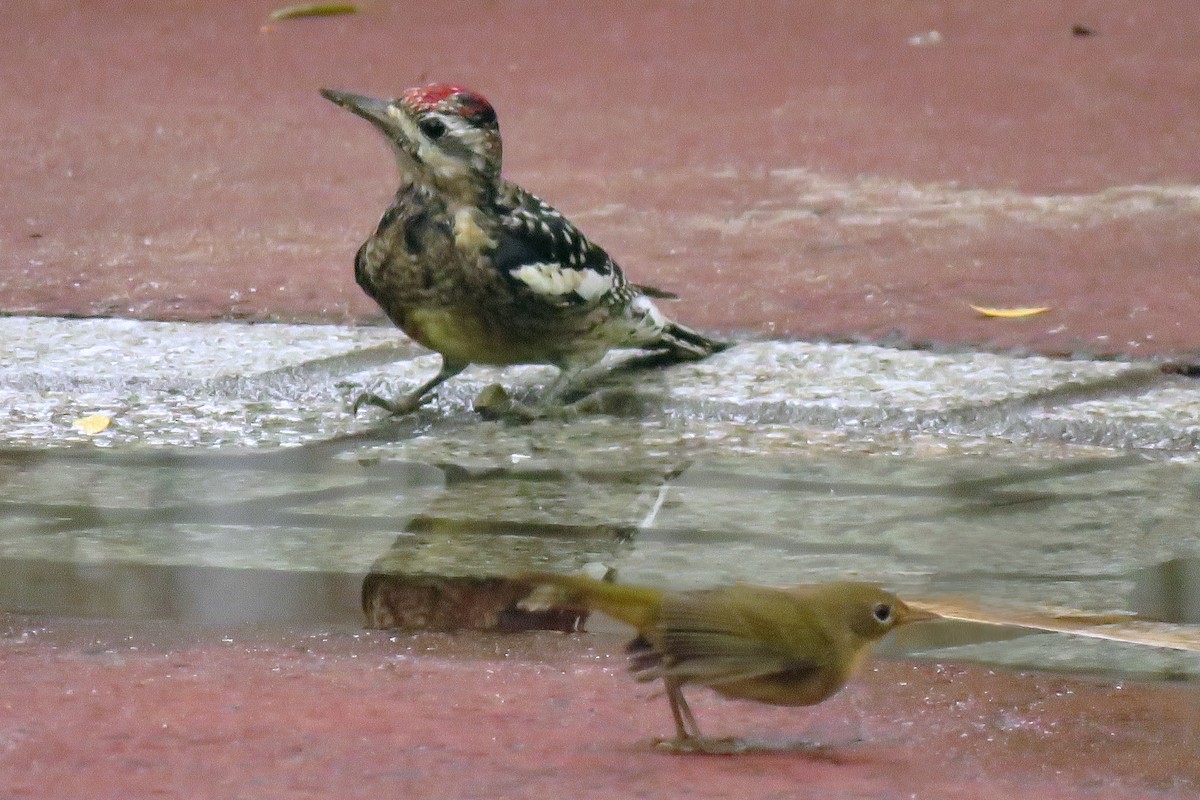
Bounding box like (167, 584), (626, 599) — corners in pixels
(352, 358), (466, 416)
(541, 363), (587, 406)
(666, 678), (702, 741)
(473, 363), (588, 422)
(530, 362), (644, 417)
(656, 678), (747, 755)
(654, 678), (709, 752)
(473, 361), (647, 422)
(550, 359), (659, 417)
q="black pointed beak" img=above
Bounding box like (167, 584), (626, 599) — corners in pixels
(319, 88), (396, 131)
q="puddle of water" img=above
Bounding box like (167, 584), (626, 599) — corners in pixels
(1131, 558), (1200, 625)
(1, 443), (1199, 679)
(0, 557), (363, 626)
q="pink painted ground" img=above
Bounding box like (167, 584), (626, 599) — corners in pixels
(3, 1), (1200, 356)
(1, 619), (1195, 799)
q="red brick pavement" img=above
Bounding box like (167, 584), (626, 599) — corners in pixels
(3, 2), (1199, 356)
(1, 619), (1195, 800)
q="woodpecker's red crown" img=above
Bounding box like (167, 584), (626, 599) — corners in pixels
(402, 84), (498, 129)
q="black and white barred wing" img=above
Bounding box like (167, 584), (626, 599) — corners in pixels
(492, 181), (726, 358)
(491, 183), (630, 309)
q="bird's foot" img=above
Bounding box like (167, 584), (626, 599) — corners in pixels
(655, 735), (861, 757)
(653, 736), (749, 755)
(473, 384), (648, 422)
(350, 390), (428, 417)
(473, 384), (562, 423)
(565, 386), (649, 417)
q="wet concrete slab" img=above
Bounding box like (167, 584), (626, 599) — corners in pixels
(0, 619), (1196, 800)
(4, 315), (1200, 682)
(4, 2), (1200, 356)
(4, 316), (1199, 452)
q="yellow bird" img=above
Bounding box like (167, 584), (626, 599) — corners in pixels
(520, 571), (938, 750)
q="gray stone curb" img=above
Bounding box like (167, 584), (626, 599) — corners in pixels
(2, 316), (1197, 452)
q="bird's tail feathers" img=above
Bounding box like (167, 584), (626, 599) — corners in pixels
(516, 571), (662, 632)
(625, 634), (666, 682)
(653, 320), (730, 362)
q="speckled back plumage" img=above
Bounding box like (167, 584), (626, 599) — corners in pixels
(322, 83), (726, 412)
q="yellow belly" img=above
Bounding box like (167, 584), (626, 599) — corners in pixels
(405, 307), (531, 365)
(708, 649), (862, 707)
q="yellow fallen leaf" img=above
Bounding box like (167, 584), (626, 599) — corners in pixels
(970, 304), (1051, 318)
(268, 3), (357, 20)
(72, 414), (111, 435)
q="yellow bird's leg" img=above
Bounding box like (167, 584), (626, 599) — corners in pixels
(664, 678), (702, 741)
(353, 358), (466, 416)
(658, 678), (747, 755)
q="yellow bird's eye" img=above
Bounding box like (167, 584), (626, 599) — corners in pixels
(872, 602), (893, 624)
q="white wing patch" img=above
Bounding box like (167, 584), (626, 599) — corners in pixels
(630, 295), (667, 329)
(623, 294), (669, 343)
(510, 262), (614, 301)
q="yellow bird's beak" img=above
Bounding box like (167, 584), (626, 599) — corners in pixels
(897, 600), (942, 625)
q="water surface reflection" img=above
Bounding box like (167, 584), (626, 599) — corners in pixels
(1, 445), (1198, 678)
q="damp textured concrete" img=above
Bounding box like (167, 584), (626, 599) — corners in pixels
(4, 316), (1200, 452)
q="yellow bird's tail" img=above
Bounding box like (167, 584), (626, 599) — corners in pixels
(517, 571), (664, 633)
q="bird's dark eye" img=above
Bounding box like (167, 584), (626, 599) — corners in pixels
(872, 603), (893, 623)
(419, 117), (447, 139)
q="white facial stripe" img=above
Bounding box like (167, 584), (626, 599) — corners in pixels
(384, 103), (496, 190)
(382, 109), (423, 177)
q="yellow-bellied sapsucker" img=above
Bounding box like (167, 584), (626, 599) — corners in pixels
(321, 83), (727, 415)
